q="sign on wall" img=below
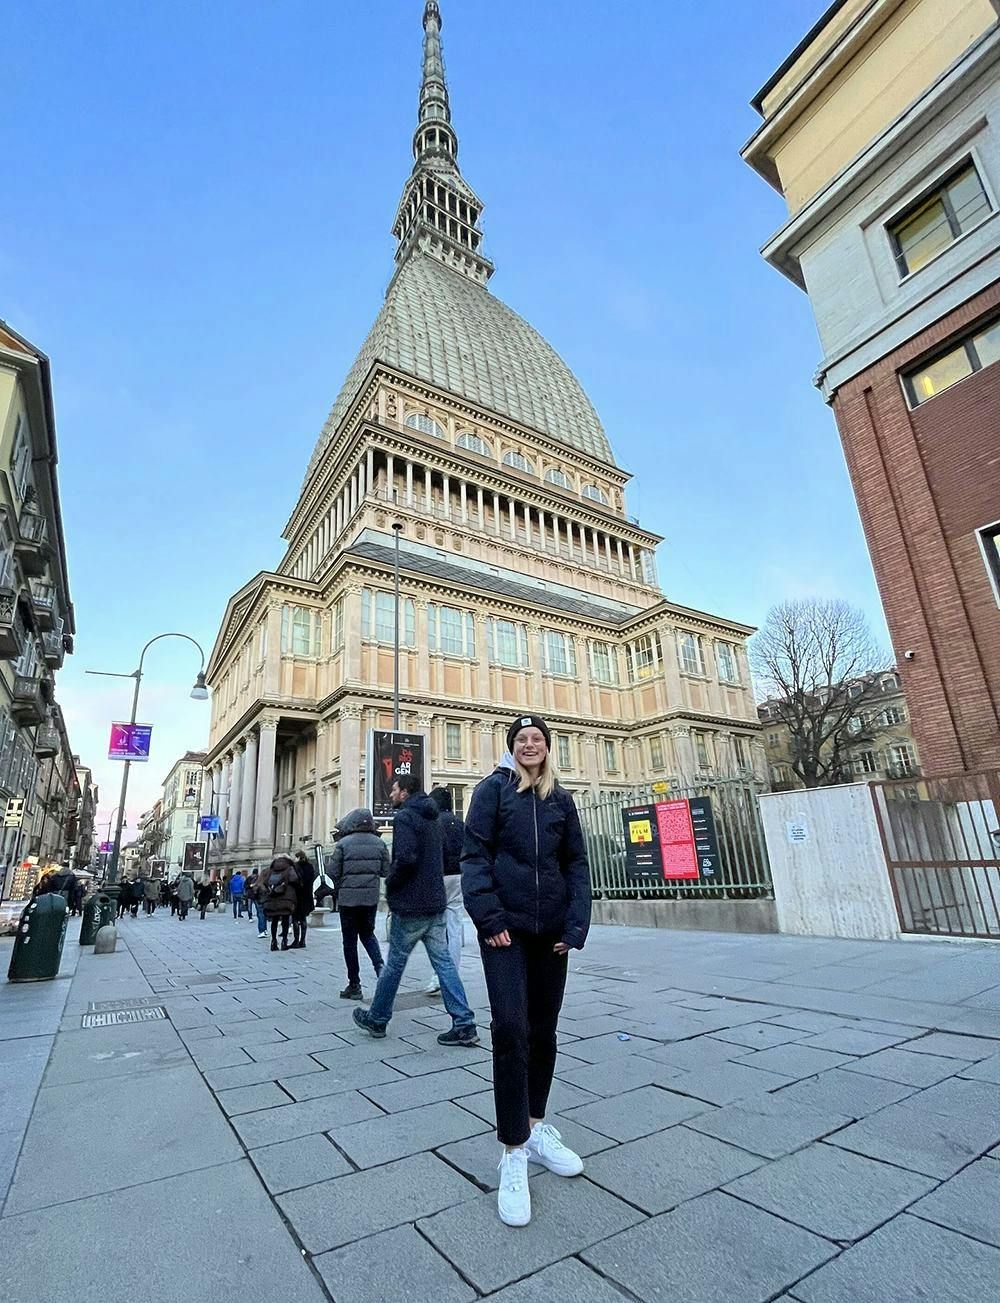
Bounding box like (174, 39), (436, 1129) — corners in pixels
(182, 842), (206, 875)
(367, 730), (426, 820)
(108, 723), (153, 762)
(621, 797), (720, 884)
(199, 815), (221, 834)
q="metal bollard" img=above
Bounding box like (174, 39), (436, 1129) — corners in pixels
(94, 924), (118, 955)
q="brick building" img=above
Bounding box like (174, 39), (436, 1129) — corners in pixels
(742, 0), (1000, 775)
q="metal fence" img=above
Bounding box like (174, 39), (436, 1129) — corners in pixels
(577, 776), (773, 901)
(872, 770), (1000, 939)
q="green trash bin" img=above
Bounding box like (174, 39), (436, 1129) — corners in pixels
(7, 892), (68, 982)
(79, 890), (116, 946)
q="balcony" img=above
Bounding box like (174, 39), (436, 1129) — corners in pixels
(42, 631), (65, 668)
(14, 512), (48, 577)
(35, 725), (60, 759)
(887, 762), (922, 780)
(11, 675), (46, 726)
(0, 583), (23, 660)
(29, 581), (56, 632)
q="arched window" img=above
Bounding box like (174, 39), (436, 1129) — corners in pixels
(544, 468), (572, 489)
(582, 483), (609, 505)
(502, 450), (536, 475)
(405, 412), (446, 439)
(457, 432), (493, 458)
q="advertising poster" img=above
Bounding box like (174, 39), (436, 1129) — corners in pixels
(621, 804), (663, 884)
(621, 796), (721, 883)
(367, 730), (426, 820)
(182, 841), (206, 875)
(108, 723), (153, 762)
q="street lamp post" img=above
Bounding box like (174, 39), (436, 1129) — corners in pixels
(87, 632), (209, 885)
(392, 496), (403, 731)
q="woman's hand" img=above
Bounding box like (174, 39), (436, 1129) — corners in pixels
(486, 930), (512, 947)
(553, 941), (570, 954)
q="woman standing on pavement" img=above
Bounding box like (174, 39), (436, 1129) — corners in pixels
(462, 714), (591, 1228)
(329, 808), (387, 1000)
(290, 850), (316, 949)
(262, 855), (298, 951)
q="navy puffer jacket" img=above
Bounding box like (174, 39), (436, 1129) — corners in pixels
(386, 792), (446, 917)
(461, 759), (591, 949)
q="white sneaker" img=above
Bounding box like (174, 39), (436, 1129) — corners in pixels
(525, 1122), (584, 1177)
(424, 980), (441, 996)
(497, 1147), (531, 1227)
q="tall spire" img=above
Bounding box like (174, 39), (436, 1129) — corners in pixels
(392, 1), (494, 285)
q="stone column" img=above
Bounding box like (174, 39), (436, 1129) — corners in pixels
(442, 474), (451, 520)
(524, 505), (533, 547)
(477, 486), (484, 523)
(669, 727), (696, 783)
(406, 461), (414, 504)
(583, 734), (601, 794)
(492, 492), (501, 535)
(229, 744), (245, 848)
(478, 720), (497, 772)
(312, 723), (329, 842)
(344, 586), (363, 683)
(526, 623), (544, 704)
(474, 613), (491, 701)
(339, 704), (363, 813)
(424, 466), (432, 505)
(220, 756), (232, 830)
(239, 731), (258, 851)
(263, 601), (282, 696)
(416, 712), (434, 789)
(415, 599), (430, 691)
(253, 715), (278, 846)
(366, 447), (375, 489)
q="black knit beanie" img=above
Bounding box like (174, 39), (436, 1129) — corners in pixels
(506, 714), (551, 752)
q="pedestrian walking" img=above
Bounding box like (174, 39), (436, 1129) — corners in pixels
(262, 856), (298, 950)
(425, 787), (465, 996)
(196, 879), (214, 920)
(143, 875), (159, 915)
(353, 775), (478, 1045)
(169, 879), (180, 916)
(175, 872), (194, 920)
(246, 870), (267, 937)
(70, 877), (87, 916)
(462, 714), (591, 1228)
(129, 876), (143, 918)
(229, 869), (247, 919)
(328, 808), (387, 999)
(290, 850), (316, 948)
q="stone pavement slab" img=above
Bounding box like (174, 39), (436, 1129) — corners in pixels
(684, 1091), (853, 1159)
(791, 1213), (1000, 1302)
(586, 1123), (763, 1214)
(908, 1158), (1000, 1248)
(216, 1081), (291, 1115)
(799, 1027), (909, 1055)
(563, 1031), (662, 1063)
(231, 1091), (381, 1146)
(360, 1066), (496, 1113)
(277, 1151), (478, 1253)
(713, 1021), (809, 1050)
(313, 1223), (475, 1303)
(896, 1073), (1000, 1123)
(555, 1054), (678, 1096)
(42, 1019), (191, 1085)
(248, 1133), (354, 1195)
(733, 1043), (855, 1081)
(840, 1046), (961, 1087)
(418, 1172), (644, 1293)
(638, 1033), (746, 1072)
(484, 1257), (633, 1302)
(329, 1098), (489, 1168)
(901, 1031), (999, 1060)
(826, 1101), (996, 1179)
(961, 1052), (1000, 1083)
(277, 1059), (405, 1100)
(203, 1053), (325, 1090)
(773, 1067), (917, 1118)
(664, 1059), (793, 1105)
(582, 1190), (836, 1303)
(724, 1141), (935, 1241)
(562, 1083), (711, 1142)
(0, 1160), (326, 1303)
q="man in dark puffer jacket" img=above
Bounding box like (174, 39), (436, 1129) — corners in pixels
(330, 807), (388, 1000)
(353, 774), (479, 1046)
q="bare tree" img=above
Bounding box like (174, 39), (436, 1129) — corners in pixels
(751, 599), (890, 788)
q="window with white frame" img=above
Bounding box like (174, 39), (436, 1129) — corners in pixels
(405, 411), (446, 439)
(0, 514), (14, 589)
(428, 603), (475, 657)
(542, 630), (577, 677)
(445, 722), (462, 760)
(15, 634), (38, 680)
(331, 598), (344, 652)
(588, 640), (619, 685)
(716, 642), (739, 683)
(457, 431), (493, 457)
(502, 450), (536, 475)
(581, 483), (609, 505)
(891, 743), (916, 770)
(11, 416), (31, 501)
(678, 632), (705, 676)
(556, 734), (571, 769)
(650, 735), (664, 770)
(627, 634), (656, 682)
(487, 618), (530, 668)
(545, 468), (572, 489)
(883, 705), (905, 726)
(858, 750), (879, 774)
(281, 605), (319, 657)
(603, 740), (618, 773)
(445, 783), (465, 817)
(732, 735), (747, 768)
(361, 589), (416, 646)
(693, 731), (711, 769)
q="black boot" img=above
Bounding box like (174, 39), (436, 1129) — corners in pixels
(340, 983), (363, 1000)
(270, 940), (278, 951)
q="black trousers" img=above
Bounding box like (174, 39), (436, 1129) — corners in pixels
(340, 905), (384, 985)
(270, 916), (290, 946)
(480, 930), (568, 1147)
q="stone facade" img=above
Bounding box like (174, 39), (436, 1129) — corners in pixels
(157, 751), (206, 871)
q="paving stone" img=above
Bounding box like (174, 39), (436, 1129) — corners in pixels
(582, 1190), (836, 1303)
(897, 1074), (1000, 1125)
(556, 1055), (678, 1096)
(202, 1054), (325, 1091)
(215, 1081), (291, 1116)
(792, 1213), (1000, 1302)
(910, 1158), (1000, 1249)
(667, 1061), (793, 1105)
(248, 1133), (353, 1194)
(903, 1031), (1000, 1060)
(588, 1124), (763, 1214)
(245, 1033), (348, 1062)
(435, 1114), (615, 1188)
(725, 1141), (934, 1241)
(766, 1011), (849, 1033)
(825, 1100), (993, 1178)
(419, 1171), (644, 1292)
(562, 1031), (663, 1064)
(329, 1099), (489, 1168)
(684, 1092), (853, 1159)
(734, 1044), (855, 1081)
(360, 1066), (489, 1113)
(484, 1257), (633, 1302)
(232, 1091), (381, 1146)
(176, 1024), (223, 1044)
(277, 1060), (405, 1101)
(851, 1019), (922, 1037)
(639, 1035), (747, 1072)
(774, 1067), (916, 1118)
(714, 1023), (808, 1050)
(801, 1027), (907, 1056)
(961, 1053), (1000, 1083)
(277, 1151), (478, 1253)
(383, 1045), (491, 1076)
(43, 1021), (193, 1084)
(563, 1084), (711, 1142)
(313, 1223), (474, 1302)
(841, 1047), (961, 1087)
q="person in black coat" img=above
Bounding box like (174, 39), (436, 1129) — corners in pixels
(462, 713), (591, 1229)
(329, 807), (388, 999)
(291, 850), (316, 948)
(353, 774), (478, 1046)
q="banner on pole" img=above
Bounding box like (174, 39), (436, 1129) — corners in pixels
(182, 842), (206, 875)
(108, 723), (153, 761)
(367, 729), (426, 820)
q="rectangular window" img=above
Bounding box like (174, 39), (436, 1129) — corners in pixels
(978, 520), (1000, 606)
(627, 634), (656, 682)
(556, 734), (571, 769)
(650, 735), (664, 770)
(445, 783), (465, 818)
(732, 735), (747, 767)
(693, 731), (711, 769)
(487, 618), (530, 669)
(882, 705), (905, 726)
(445, 722), (462, 760)
(589, 640), (619, 685)
(678, 632), (705, 676)
(859, 750), (878, 775)
(428, 603), (475, 657)
(716, 642), (739, 683)
(768, 732), (780, 747)
(903, 316), (1000, 406)
(603, 740), (618, 773)
(280, 605), (318, 657)
(889, 162), (991, 278)
(361, 589), (415, 647)
(891, 744), (916, 772)
(542, 630), (577, 677)
(11, 416), (31, 501)
(331, 598), (344, 652)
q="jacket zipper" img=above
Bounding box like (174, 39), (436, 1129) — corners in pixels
(532, 790), (540, 933)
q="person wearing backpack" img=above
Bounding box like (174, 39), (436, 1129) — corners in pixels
(262, 856), (298, 951)
(329, 808), (388, 1000)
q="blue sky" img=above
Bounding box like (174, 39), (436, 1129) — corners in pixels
(3, 0), (882, 832)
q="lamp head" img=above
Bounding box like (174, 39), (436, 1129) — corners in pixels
(190, 671), (209, 701)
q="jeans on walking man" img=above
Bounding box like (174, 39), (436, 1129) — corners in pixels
(229, 870), (246, 919)
(425, 787), (465, 996)
(354, 775), (478, 1046)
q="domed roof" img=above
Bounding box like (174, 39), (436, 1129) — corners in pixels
(307, 254), (615, 476)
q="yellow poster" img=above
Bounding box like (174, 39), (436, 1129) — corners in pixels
(629, 819), (652, 844)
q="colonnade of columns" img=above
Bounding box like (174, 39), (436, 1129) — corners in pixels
(205, 714), (279, 856)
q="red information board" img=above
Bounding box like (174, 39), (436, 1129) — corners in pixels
(654, 800), (700, 880)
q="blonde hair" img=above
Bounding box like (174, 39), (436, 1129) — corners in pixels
(514, 753), (560, 801)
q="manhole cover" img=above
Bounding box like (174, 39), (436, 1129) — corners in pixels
(88, 996), (167, 1013)
(81, 1007), (168, 1028)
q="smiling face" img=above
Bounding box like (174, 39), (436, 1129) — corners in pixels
(513, 727), (548, 771)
